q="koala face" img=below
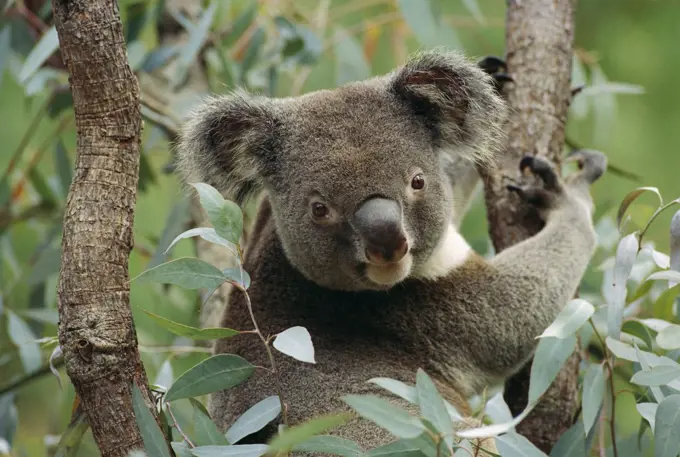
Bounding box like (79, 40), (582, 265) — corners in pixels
(177, 50), (507, 291)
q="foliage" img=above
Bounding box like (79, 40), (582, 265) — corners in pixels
(1, 1), (678, 457)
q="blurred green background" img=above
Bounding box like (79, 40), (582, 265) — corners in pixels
(0, 0), (678, 456)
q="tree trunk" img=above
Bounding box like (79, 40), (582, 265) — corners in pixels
(480, 0), (580, 452)
(53, 1), (165, 457)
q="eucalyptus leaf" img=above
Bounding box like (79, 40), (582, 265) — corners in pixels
(616, 187), (663, 229)
(143, 310), (239, 341)
(0, 25), (11, 87)
(581, 364), (605, 435)
(225, 396), (281, 444)
(164, 227), (236, 255)
(538, 299), (595, 339)
(656, 324), (680, 350)
(342, 394), (423, 439)
(272, 326), (316, 364)
(636, 402), (657, 432)
(190, 183), (243, 244)
(133, 257), (227, 290)
(333, 27), (370, 86)
(292, 435), (361, 457)
(131, 383), (172, 457)
(367, 378), (418, 404)
(528, 335), (577, 403)
(363, 439), (427, 457)
(267, 414), (350, 452)
(630, 364), (680, 386)
(646, 270), (680, 284)
(396, 0), (439, 48)
(456, 405), (534, 439)
(165, 355), (255, 402)
(191, 398), (229, 446)
(18, 25), (59, 83)
(7, 310), (42, 373)
(415, 369), (454, 448)
(223, 268), (251, 290)
(609, 233), (639, 339)
(171, 442), (193, 457)
(53, 140), (72, 198)
(670, 210), (680, 283)
(549, 420), (587, 457)
(621, 319), (654, 349)
(653, 394), (680, 457)
(496, 432), (549, 457)
(190, 444), (269, 457)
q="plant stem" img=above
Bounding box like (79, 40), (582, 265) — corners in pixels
(589, 320), (618, 457)
(166, 402), (195, 448)
(639, 199), (680, 248)
(236, 245), (289, 426)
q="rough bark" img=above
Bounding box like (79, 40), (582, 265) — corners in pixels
(480, 0), (580, 451)
(54, 1), (165, 457)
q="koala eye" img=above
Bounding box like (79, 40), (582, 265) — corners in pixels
(411, 174), (426, 190)
(311, 202), (330, 219)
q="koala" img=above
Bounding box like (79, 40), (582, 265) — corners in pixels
(175, 49), (605, 454)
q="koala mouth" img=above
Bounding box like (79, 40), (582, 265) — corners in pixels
(363, 253), (414, 288)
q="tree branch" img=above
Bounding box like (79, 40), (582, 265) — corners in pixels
(479, 0), (580, 451)
(53, 1), (168, 456)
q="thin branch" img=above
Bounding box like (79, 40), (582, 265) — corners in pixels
(166, 402), (195, 448)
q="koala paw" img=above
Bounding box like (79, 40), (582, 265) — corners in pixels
(477, 56), (514, 94)
(506, 150), (607, 210)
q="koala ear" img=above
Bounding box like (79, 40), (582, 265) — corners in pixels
(391, 50), (507, 164)
(175, 90), (280, 205)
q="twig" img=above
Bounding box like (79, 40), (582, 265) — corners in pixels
(166, 401), (195, 448)
(589, 319), (618, 457)
(0, 358), (65, 396)
(235, 244), (289, 426)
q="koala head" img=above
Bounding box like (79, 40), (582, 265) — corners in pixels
(177, 50), (507, 292)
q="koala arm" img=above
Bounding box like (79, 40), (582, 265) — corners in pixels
(454, 151), (605, 381)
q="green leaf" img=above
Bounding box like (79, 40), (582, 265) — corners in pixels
(165, 227), (236, 255)
(225, 396), (281, 444)
(622, 320), (654, 349)
(223, 268), (251, 290)
(363, 439), (427, 457)
(609, 233), (639, 339)
(272, 326), (316, 364)
(396, 0), (439, 48)
(333, 27), (370, 86)
(415, 369), (453, 448)
(143, 310), (239, 341)
(190, 444), (269, 457)
(342, 394), (423, 439)
(165, 354), (255, 402)
(18, 25), (59, 83)
(617, 187), (663, 229)
(581, 364), (605, 435)
(53, 140), (72, 198)
(538, 299), (595, 339)
(656, 324), (680, 350)
(646, 270), (680, 284)
(191, 399), (229, 446)
(53, 408), (89, 457)
(133, 257), (227, 290)
(580, 82), (646, 98)
(223, 3), (257, 48)
(131, 383), (172, 457)
(28, 168), (59, 207)
(496, 432), (548, 457)
(292, 435), (361, 457)
(461, 0), (486, 24)
(549, 420), (586, 457)
(368, 378), (418, 404)
(174, 1), (217, 86)
(630, 364), (680, 386)
(0, 25), (12, 89)
(27, 245), (61, 286)
(670, 210), (680, 281)
(7, 310), (42, 373)
(636, 403), (657, 432)
(239, 26), (266, 84)
(267, 413), (350, 452)
(529, 335), (577, 404)
(146, 197), (191, 269)
(456, 405), (535, 439)
(653, 394), (680, 457)
(20, 308), (59, 325)
(171, 442), (193, 457)
(190, 183), (243, 244)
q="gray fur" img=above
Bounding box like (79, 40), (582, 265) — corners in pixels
(174, 49), (604, 454)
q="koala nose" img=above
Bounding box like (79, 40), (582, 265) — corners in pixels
(354, 197), (409, 265)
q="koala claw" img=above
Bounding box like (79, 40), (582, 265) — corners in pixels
(506, 155), (561, 208)
(477, 56), (514, 93)
(565, 149), (608, 185)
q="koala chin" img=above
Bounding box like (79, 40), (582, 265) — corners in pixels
(175, 48), (605, 455)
